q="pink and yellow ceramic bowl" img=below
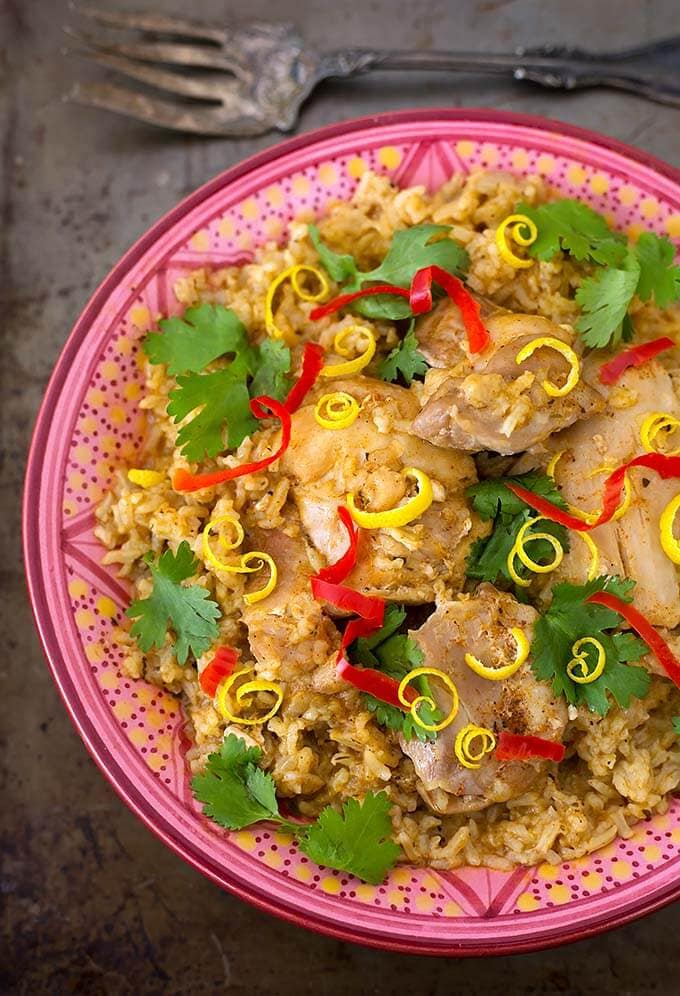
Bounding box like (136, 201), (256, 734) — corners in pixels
(24, 110), (680, 955)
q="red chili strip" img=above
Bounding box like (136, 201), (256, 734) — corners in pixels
(315, 506), (359, 585)
(310, 576), (383, 625)
(284, 341), (326, 413)
(586, 591), (680, 688)
(172, 396), (292, 493)
(409, 265), (490, 353)
(495, 732), (566, 763)
(336, 655), (411, 709)
(508, 454), (680, 532)
(598, 336), (675, 385)
(199, 646), (240, 697)
(309, 284), (410, 320)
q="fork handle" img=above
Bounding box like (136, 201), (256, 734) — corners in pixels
(321, 38), (680, 108)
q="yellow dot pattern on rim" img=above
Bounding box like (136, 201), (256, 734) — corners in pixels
(378, 146), (402, 169)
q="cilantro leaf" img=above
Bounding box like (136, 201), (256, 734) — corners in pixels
(575, 255), (641, 349)
(352, 605), (440, 741)
(298, 792), (401, 884)
(168, 362), (257, 461)
(517, 199), (628, 266)
(127, 542), (221, 664)
(673, 717), (680, 736)
(308, 224), (359, 283)
(465, 474), (570, 590)
(531, 576), (650, 716)
(143, 304), (257, 376)
(378, 321), (429, 385)
(310, 223), (469, 321)
(191, 734), (281, 830)
(249, 338), (293, 401)
(634, 232), (680, 309)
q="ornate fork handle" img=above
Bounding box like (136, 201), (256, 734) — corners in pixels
(321, 37), (680, 108)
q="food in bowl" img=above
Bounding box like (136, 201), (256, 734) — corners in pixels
(95, 167), (680, 883)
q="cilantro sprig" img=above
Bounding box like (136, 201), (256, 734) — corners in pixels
(192, 735), (401, 883)
(126, 542), (221, 664)
(350, 604), (441, 741)
(465, 473), (570, 593)
(143, 304), (293, 462)
(309, 223), (469, 320)
(378, 321), (429, 385)
(531, 576), (650, 716)
(516, 200), (680, 349)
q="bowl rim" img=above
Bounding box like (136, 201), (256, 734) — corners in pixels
(23, 107), (680, 956)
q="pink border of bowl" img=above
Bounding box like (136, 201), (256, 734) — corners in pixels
(23, 109), (680, 955)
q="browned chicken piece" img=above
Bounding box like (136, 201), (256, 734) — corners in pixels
(241, 520), (341, 688)
(413, 299), (604, 454)
(399, 584), (567, 814)
(280, 376), (487, 602)
(541, 362), (680, 629)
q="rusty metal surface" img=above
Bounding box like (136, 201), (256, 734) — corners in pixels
(1, 0), (679, 992)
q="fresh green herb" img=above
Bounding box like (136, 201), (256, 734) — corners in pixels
(634, 232), (680, 309)
(465, 474), (570, 591)
(145, 305), (292, 461)
(192, 735), (401, 883)
(309, 223), (469, 320)
(351, 604), (440, 741)
(575, 255), (641, 348)
(517, 199), (628, 266)
(378, 321), (429, 385)
(298, 793), (401, 884)
(673, 717), (680, 736)
(143, 303), (258, 375)
(127, 542), (221, 664)
(531, 576), (650, 716)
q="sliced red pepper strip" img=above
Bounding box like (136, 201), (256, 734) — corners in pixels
(315, 506), (359, 585)
(309, 284), (410, 320)
(586, 590), (680, 688)
(495, 731), (566, 763)
(409, 265), (490, 354)
(172, 395), (292, 493)
(284, 341), (326, 413)
(336, 655), (411, 709)
(508, 454), (680, 532)
(199, 646), (240, 697)
(310, 576), (383, 624)
(598, 336), (674, 386)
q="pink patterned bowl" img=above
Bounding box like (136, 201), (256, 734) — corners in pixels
(24, 110), (680, 955)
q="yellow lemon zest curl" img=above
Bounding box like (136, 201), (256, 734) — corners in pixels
(454, 724), (497, 770)
(660, 493), (680, 565)
(397, 667), (459, 733)
(314, 392), (360, 430)
(202, 513), (246, 571)
(215, 666), (283, 725)
(576, 530), (600, 581)
(128, 468), (165, 488)
(640, 412), (680, 456)
(547, 453), (631, 526)
(320, 326), (376, 378)
(566, 637), (606, 685)
(347, 467), (433, 529)
(515, 336), (581, 398)
(265, 264), (329, 344)
(507, 516), (565, 588)
(495, 213), (538, 269)
(546, 449), (566, 480)
(202, 518), (277, 603)
(464, 627), (530, 681)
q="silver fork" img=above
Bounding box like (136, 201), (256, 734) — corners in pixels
(64, 4), (680, 137)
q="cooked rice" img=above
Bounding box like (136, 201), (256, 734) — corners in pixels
(95, 168), (680, 869)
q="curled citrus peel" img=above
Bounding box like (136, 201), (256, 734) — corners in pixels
(128, 468), (165, 488)
(507, 516), (565, 588)
(320, 326), (376, 378)
(265, 264), (329, 344)
(214, 666), (283, 725)
(464, 627), (530, 681)
(515, 336), (581, 398)
(495, 213), (537, 269)
(202, 519), (277, 604)
(566, 637), (606, 685)
(454, 724), (497, 769)
(660, 493), (680, 565)
(547, 453), (631, 526)
(314, 391), (360, 429)
(397, 667), (459, 733)
(640, 412), (680, 457)
(346, 467), (433, 529)
(202, 513), (245, 571)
